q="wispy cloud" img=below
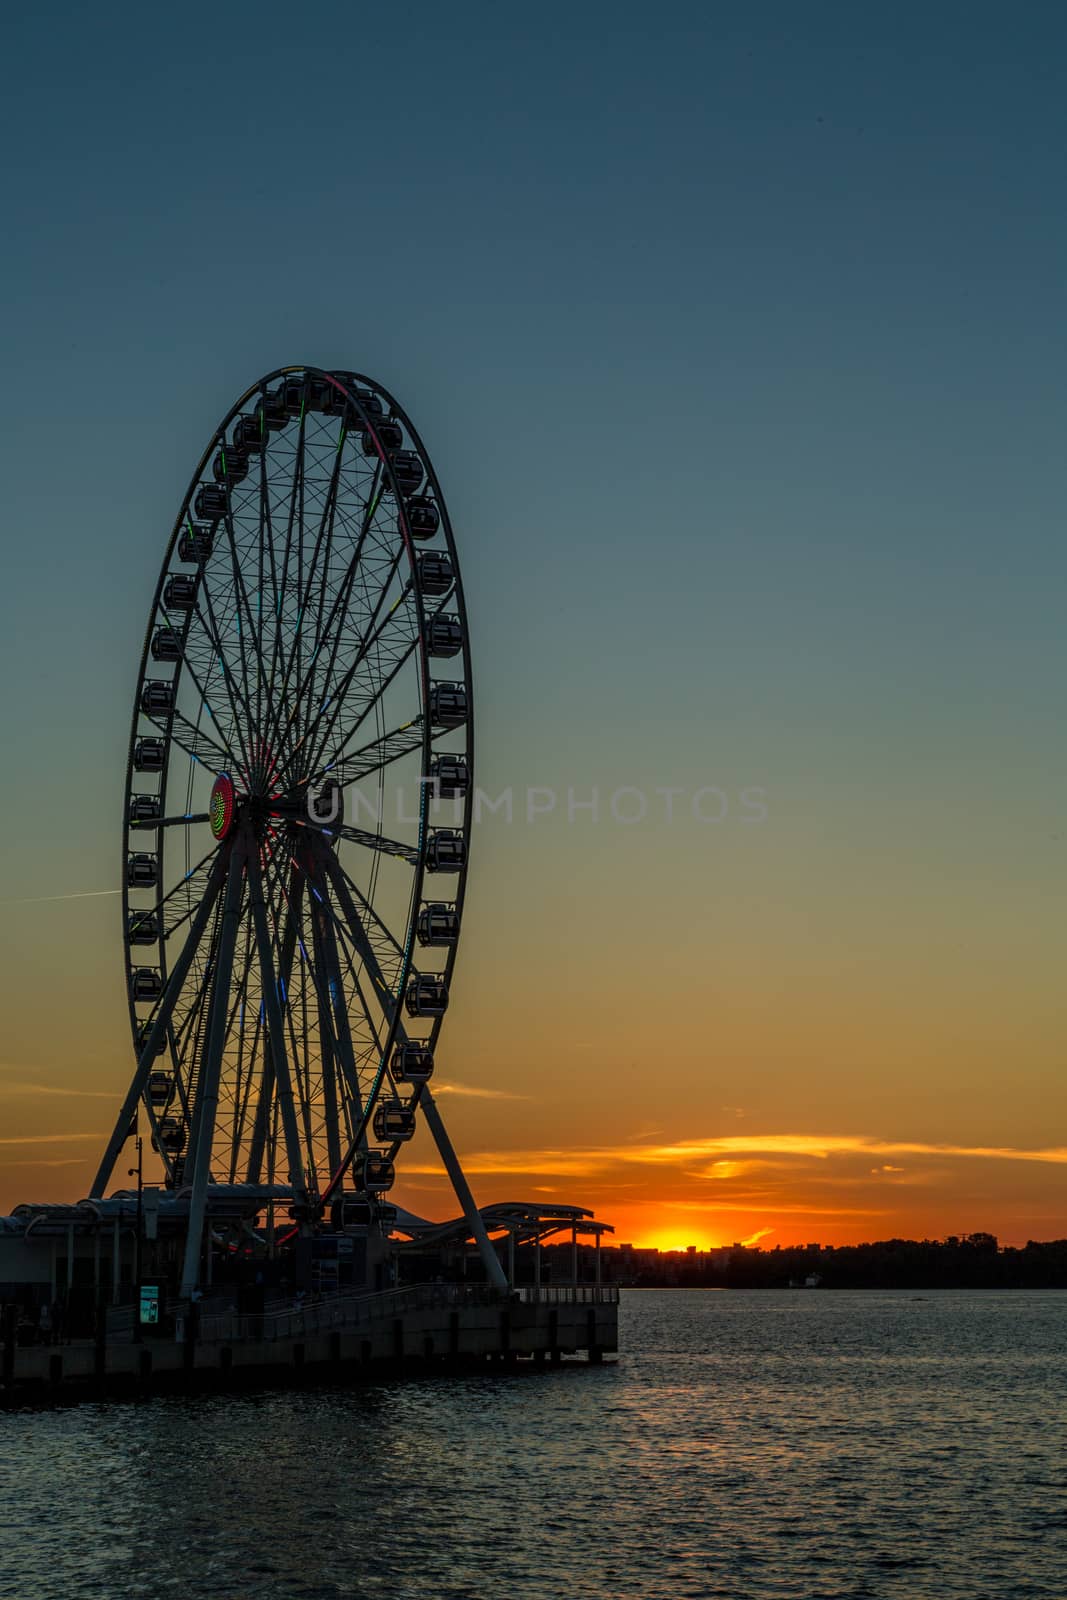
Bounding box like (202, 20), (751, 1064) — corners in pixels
(741, 1227), (775, 1246)
(407, 1133), (1067, 1184)
(432, 1082), (529, 1101)
(626, 1135), (1067, 1167)
(0, 1132), (105, 1146)
(0, 889), (121, 906)
(659, 1198), (887, 1217)
(0, 1082), (115, 1100)
(2, 1158), (91, 1168)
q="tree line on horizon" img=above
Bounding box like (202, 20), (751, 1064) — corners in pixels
(538, 1233), (1067, 1289)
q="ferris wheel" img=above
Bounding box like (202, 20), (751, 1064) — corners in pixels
(90, 366), (493, 1293)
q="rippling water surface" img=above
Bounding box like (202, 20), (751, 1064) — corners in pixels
(3, 1290), (1066, 1599)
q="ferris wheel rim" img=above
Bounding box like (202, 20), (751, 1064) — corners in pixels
(114, 364), (473, 1207)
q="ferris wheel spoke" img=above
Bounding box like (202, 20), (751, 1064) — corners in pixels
(149, 849), (217, 939)
(189, 578), (259, 780)
(230, 1003), (265, 1184)
(96, 847), (228, 1198)
(216, 484), (266, 763)
(252, 413), (278, 743)
(297, 578), (422, 781)
(297, 461), (392, 770)
(307, 594), (436, 781)
(279, 838), (374, 1130)
(294, 541), (408, 783)
(180, 838), (251, 1294)
(321, 848), (411, 1027)
(329, 854), (410, 969)
(295, 817), (420, 866)
(145, 705), (237, 776)
(303, 716), (427, 794)
(263, 425), (351, 780)
(259, 407), (309, 769)
(225, 915), (261, 1182)
(130, 812), (210, 833)
(297, 418), (350, 736)
(271, 457), (387, 782)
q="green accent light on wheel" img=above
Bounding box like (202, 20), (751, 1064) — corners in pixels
(210, 773), (236, 840)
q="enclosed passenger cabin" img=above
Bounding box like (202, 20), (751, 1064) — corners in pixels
(355, 1153), (395, 1194)
(129, 794), (161, 824)
(147, 1070), (172, 1109)
(213, 444), (249, 484)
(392, 1041), (434, 1083)
(416, 551), (454, 596)
(428, 682), (468, 728)
(163, 574), (197, 610)
(373, 1101), (417, 1142)
(417, 902), (459, 946)
(134, 737), (165, 772)
(280, 376), (305, 416)
(232, 415), (263, 452)
(178, 525), (213, 563)
(360, 421), (403, 456)
(127, 911), (159, 946)
(426, 829), (466, 873)
(349, 387), (384, 424)
(130, 967), (163, 1003)
(155, 1116), (185, 1154)
(126, 852), (159, 889)
(330, 1196), (373, 1230)
(260, 389), (290, 430)
(151, 628), (182, 663)
(405, 972), (449, 1017)
(263, 392), (289, 429)
(310, 376), (346, 414)
(136, 1020), (165, 1058)
(194, 484), (229, 522)
(390, 450), (424, 495)
(405, 496), (440, 540)
(140, 680), (175, 717)
(429, 754), (469, 798)
(427, 615), (463, 658)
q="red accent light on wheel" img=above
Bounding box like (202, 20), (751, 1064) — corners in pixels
(210, 773), (236, 840)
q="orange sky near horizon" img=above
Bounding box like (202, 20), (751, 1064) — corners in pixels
(0, 823), (1063, 1252)
(3, 1053), (1066, 1249)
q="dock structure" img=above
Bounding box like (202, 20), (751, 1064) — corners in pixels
(2, 1284), (618, 1403)
(0, 1193), (618, 1403)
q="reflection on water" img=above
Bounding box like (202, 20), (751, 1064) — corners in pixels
(3, 1290), (1066, 1599)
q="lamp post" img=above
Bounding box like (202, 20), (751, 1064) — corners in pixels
(128, 1134), (143, 1342)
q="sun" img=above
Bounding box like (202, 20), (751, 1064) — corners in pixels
(636, 1228), (722, 1253)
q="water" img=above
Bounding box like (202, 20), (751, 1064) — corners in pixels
(3, 1290), (1066, 1599)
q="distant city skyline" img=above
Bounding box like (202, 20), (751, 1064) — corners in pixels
(0, 3), (1064, 1247)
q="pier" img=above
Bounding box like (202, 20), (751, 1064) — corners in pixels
(2, 1284), (618, 1403)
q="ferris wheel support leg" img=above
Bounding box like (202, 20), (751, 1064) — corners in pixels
(246, 867), (302, 1185)
(247, 850), (307, 1199)
(179, 840), (247, 1298)
(89, 852), (228, 1200)
(306, 844), (372, 1127)
(420, 1089), (508, 1294)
